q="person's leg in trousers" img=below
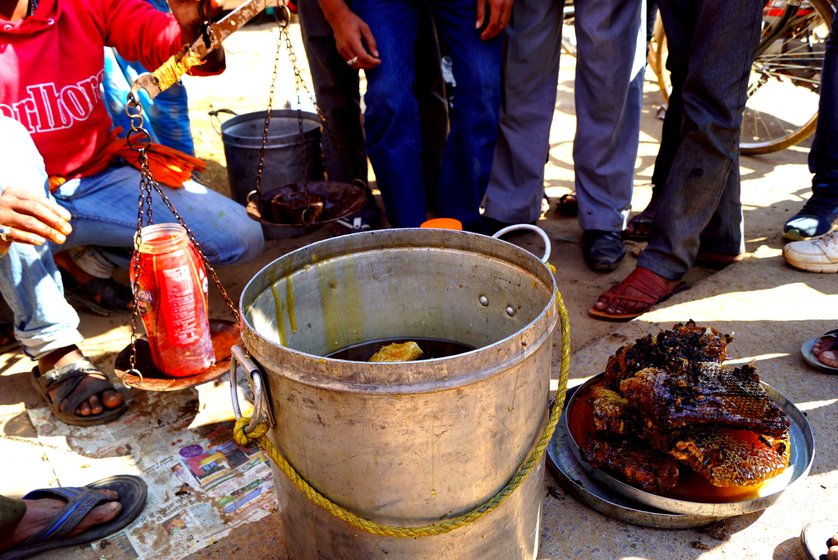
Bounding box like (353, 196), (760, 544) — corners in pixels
(352, 0), (428, 227)
(482, 0), (564, 226)
(809, 7), (838, 187)
(415, 11), (449, 215)
(574, 0), (645, 233)
(432, 0), (503, 232)
(298, 0), (368, 184)
(0, 116), (84, 360)
(783, 7), (838, 239)
(639, 0), (761, 280)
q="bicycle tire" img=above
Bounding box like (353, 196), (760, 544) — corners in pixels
(652, 0), (835, 155)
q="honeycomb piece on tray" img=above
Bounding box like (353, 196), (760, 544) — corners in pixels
(604, 320), (732, 387)
(669, 427), (790, 487)
(619, 362), (790, 437)
(581, 433), (680, 493)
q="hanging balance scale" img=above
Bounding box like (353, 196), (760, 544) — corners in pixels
(113, 0), (364, 390)
(240, 8), (368, 234)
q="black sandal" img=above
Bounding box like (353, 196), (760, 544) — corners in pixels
(31, 358), (128, 426)
(61, 274), (133, 317)
(0, 317), (18, 354)
(555, 193), (578, 217)
(623, 216), (654, 241)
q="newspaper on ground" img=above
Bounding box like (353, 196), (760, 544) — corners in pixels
(27, 379), (277, 560)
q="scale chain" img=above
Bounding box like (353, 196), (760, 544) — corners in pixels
(252, 11), (283, 202)
(123, 93), (240, 383)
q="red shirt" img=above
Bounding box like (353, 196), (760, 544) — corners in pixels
(0, 0), (185, 177)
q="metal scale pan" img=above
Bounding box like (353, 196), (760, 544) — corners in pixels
(114, 319), (240, 391)
(245, 180), (368, 238)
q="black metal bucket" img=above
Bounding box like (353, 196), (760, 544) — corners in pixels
(213, 108), (325, 207)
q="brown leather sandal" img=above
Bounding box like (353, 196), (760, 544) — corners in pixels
(589, 267), (687, 321)
(31, 358), (127, 426)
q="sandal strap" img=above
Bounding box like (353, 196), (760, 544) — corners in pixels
(602, 268), (675, 306)
(21, 487), (112, 543)
(38, 359), (116, 417)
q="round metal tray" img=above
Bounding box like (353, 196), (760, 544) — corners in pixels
(564, 374), (815, 517)
(113, 319), (240, 391)
(547, 386), (726, 529)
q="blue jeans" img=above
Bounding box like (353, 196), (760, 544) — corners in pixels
(809, 7), (838, 187)
(352, 0), (502, 231)
(0, 116), (264, 360)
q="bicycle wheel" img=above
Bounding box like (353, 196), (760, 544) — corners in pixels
(743, 0), (834, 153)
(652, 0), (835, 155)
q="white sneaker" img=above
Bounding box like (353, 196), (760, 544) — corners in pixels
(783, 231), (838, 273)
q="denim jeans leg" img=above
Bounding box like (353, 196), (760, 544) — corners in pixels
(639, 0), (761, 279)
(0, 117), (83, 360)
(54, 166), (265, 268)
(352, 0), (427, 227)
(808, 7), (838, 186)
(432, 0), (503, 231)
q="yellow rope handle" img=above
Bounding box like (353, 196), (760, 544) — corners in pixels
(152, 46), (204, 93)
(233, 289), (571, 538)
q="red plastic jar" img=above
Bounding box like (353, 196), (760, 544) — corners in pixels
(131, 223), (214, 377)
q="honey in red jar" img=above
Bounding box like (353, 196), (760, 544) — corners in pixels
(131, 224), (214, 377)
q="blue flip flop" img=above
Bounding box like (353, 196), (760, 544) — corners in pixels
(0, 475), (147, 560)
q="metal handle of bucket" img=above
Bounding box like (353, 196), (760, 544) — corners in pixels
(492, 224), (552, 263)
(230, 345), (274, 434)
(208, 108), (238, 135)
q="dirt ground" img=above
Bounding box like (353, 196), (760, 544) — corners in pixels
(0, 17), (835, 560)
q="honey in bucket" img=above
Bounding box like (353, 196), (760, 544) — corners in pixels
(131, 223), (214, 377)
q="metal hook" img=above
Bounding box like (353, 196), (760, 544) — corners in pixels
(230, 345), (274, 434)
(273, 4), (291, 27)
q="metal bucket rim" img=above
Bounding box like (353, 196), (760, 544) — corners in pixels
(220, 109), (321, 144)
(239, 228), (559, 394)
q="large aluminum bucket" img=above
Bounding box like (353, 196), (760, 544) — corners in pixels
(238, 228), (558, 559)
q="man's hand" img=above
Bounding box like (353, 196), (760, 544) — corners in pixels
(320, 0), (381, 70)
(167, 0), (226, 71)
(476, 0), (513, 41)
(0, 188), (72, 248)
(168, 0), (222, 35)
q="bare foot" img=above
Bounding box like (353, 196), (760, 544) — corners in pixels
(812, 332), (838, 368)
(592, 267), (683, 317)
(828, 532), (838, 560)
(38, 347), (124, 417)
(0, 490), (121, 551)
(53, 250), (97, 285)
